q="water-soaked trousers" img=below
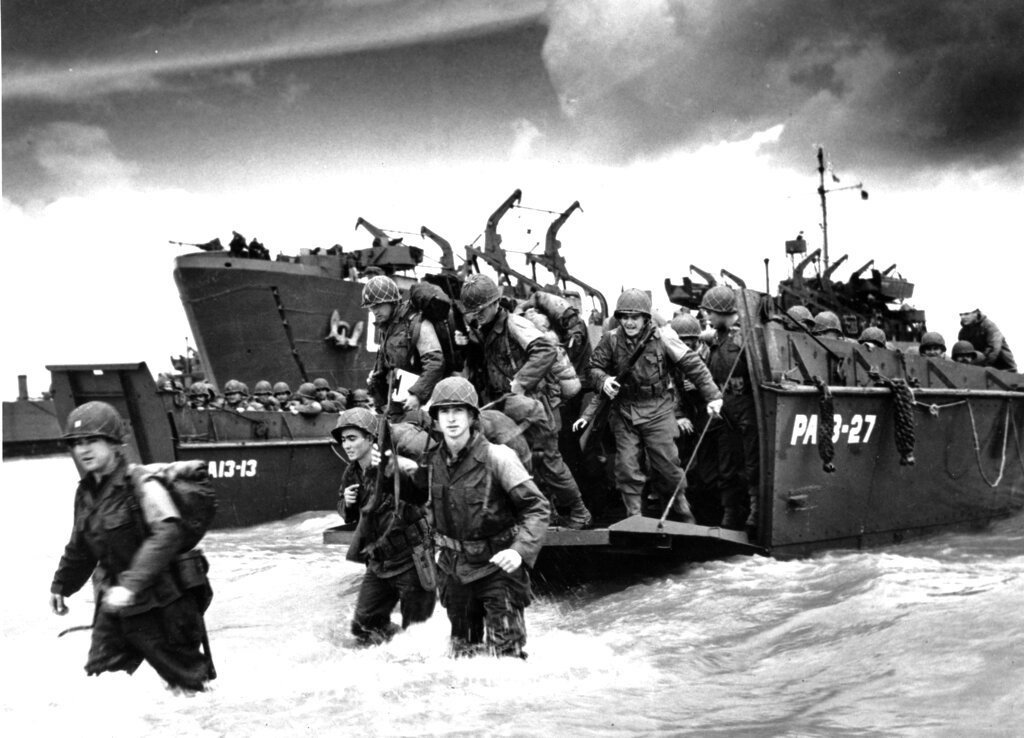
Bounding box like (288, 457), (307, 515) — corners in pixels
(700, 392), (759, 526)
(437, 567), (532, 658)
(610, 405), (689, 517)
(85, 588), (215, 691)
(351, 566), (436, 643)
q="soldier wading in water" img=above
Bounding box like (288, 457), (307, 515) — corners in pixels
(417, 377), (550, 658)
(335, 407), (436, 643)
(49, 402), (215, 692)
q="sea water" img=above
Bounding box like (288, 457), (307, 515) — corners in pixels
(2, 456), (1021, 737)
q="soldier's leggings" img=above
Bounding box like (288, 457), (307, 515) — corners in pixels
(437, 567), (532, 658)
(610, 406), (688, 513)
(85, 590), (214, 691)
(703, 393), (759, 516)
(351, 567), (436, 643)
(528, 429), (587, 512)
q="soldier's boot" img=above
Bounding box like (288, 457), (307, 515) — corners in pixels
(720, 485), (747, 530)
(564, 496), (593, 529)
(744, 491), (759, 538)
(621, 492), (643, 517)
(669, 494), (696, 525)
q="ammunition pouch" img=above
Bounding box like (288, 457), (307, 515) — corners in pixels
(364, 518), (430, 563)
(620, 380), (668, 401)
(433, 526), (516, 565)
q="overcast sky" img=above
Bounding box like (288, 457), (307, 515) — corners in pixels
(3, 0), (1023, 395)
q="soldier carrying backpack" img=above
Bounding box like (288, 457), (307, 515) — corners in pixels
(49, 401), (216, 692)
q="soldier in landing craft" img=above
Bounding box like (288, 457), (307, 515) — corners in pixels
(699, 286), (760, 534)
(586, 289), (722, 521)
(313, 378), (346, 412)
(251, 380), (280, 410)
(363, 275), (449, 420)
(334, 408), (435, 644)
(417, 377), (549, 658)
(459, 274), (591, 529)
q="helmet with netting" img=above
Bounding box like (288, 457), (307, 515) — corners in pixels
(62, 401), (126, 444)
(460, 274), (501, 312)
(428, 376), (479, 416)
(670, 313), (701, 339)
(614, 288), (652, 318)
(700, 285), (737, 314)
(331, 407), (379, 443)
(224, 379), (247, 395)
(361, 275), (401, 308)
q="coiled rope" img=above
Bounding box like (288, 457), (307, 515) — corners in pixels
(869, 372), (916, 465)
(811, 377), (836, 473)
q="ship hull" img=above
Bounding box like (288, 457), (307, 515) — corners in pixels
(174, 251), (377, 391)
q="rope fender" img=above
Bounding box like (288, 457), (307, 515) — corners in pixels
(870, 371), (916, 465)
(812, 377), (836, 473)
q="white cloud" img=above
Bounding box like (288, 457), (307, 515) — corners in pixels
(32, 122), (140, 193)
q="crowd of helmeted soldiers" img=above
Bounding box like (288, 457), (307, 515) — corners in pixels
(170, 375), (372, 416)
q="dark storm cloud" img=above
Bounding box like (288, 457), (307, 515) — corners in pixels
(542, 0), (1024, 172)
(2, 0), (547, 100)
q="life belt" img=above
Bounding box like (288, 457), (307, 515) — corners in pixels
(325, 310), (365, 349)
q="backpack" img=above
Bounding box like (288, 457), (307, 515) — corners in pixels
(130, 460), (217, 552)
(407, 281), (464, 371)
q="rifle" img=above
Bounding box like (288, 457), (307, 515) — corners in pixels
(579, 323), (659, 453)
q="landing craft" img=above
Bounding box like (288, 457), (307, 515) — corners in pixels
(47, 172), (1024, 573)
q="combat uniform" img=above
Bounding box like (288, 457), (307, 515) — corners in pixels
(50, 454), (214, 690)
(473, 307), (590, 527)
(589, 324), (721, 518)
(368, 301), (447, 414)
(340, 453), (435, 643)
(958, 312), (1016, 372)
(705, 325), (759, 529)
(424, 429), (549, 657)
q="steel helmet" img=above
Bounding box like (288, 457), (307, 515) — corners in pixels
(62, 401), (126, 444)
(272, 381), (291, 395)
(858, 326), (887, 348)
(361, 275), (401, 308)
(331, 407), (379, 443)
(460, 274), (501, 312)
(428, 376), (479, 417)
(786, 305), (814, 329)
(188, 381), (214, 399)
(700, 285), (737, 314)
(920, 332), (946, 352)
(312, 377), (331, 391)
(297, 382), (317, 400)
(254, 380), (273, 395)
(224, 379), (246, 395)
(670, 313), (702, 339)
(351, 388), (372, 406)
(614, 288), (652, 318)
(951, 340), (976, 358)
(812, 310), (842, 335)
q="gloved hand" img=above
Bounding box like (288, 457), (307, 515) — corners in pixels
(50, 593), (68, 615)
(707, 398), (723, 417)
(490, 548), (522, 573)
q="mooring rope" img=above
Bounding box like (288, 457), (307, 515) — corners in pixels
(812, 377), (836, 473)
(966, 401), (1011, 488)
(869, 371), (916, 465)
